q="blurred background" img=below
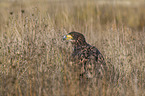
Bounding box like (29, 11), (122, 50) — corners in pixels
(0, 0), (145, 96)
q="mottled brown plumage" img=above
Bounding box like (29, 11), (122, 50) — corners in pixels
(63, 31), (107, 80)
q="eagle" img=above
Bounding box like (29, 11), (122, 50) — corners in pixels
(63, 31), (108, 81)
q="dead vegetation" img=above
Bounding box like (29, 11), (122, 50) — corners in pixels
(0, 0), (145, 96)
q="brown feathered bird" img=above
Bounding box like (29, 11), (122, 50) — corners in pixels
(63, 31), (107, 81)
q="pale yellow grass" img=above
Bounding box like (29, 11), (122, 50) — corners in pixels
(0, 0), (145, 96)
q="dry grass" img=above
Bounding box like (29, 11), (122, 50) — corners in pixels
(0, 0), (145, 96)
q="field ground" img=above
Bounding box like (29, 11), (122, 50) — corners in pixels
(0, 0), (145, 96)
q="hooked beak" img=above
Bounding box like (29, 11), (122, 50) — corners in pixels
(63, 34), (73, 41)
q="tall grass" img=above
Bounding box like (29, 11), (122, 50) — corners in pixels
(0, 0), (145, 96)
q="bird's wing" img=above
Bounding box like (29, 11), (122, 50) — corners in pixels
(81, 46), (107, 79)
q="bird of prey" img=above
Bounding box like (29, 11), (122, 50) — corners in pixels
(63, 31), (107, 80)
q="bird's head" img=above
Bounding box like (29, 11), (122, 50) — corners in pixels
(63, 31), (87, 46)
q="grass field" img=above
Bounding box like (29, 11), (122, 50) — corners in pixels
(0, 0), (145, 96)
